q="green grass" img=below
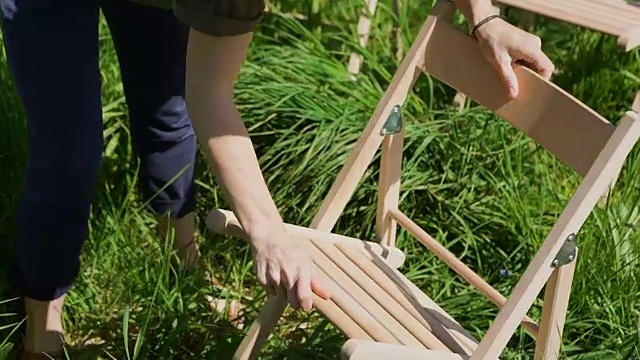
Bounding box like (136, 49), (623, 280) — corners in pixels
(1, 0), (640, 359)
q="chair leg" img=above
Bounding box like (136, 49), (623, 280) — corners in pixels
(232, 296), (288, 360)
(533, 250), (578, 360)
(376, 125), (405, 247)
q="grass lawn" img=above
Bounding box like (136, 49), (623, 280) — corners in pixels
(1, 0), (640, 359)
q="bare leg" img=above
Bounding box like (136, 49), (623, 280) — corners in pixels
(158, 212), (200, 269)
(23, 297), (66, 355)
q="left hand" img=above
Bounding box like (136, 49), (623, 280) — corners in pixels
(474, 17), (555, 99)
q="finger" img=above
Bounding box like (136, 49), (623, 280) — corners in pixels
(281, 268), (300, 310)
(495, 53), (519, 99)
(287, 289), (300, 310)
(296, 269), (314, 312)
(267, 262), (281, 292)
(520, 48), (555, 80)
(255, 261), (269, 290)
(256, 262), (276, 296)
(281, 267), (296, 291)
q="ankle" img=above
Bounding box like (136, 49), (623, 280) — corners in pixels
(157, 212), (200, 269)
(23, 297), (65, 354)
(23, 330), (65, 354)
(170, 212), (196, 248)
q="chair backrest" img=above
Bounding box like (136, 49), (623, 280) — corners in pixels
(419, 6), (616, 177)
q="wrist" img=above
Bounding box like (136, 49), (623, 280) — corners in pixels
(240, 212), (287, 248)
(471, 14), (502, 40)
(453, 0), (500, 28)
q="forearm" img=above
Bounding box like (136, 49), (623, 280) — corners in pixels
(452, 0), (499, 26)
(184, 31), (286, 246)
(189, 95), (285, 242)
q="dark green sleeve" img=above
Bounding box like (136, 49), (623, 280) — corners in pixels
(128, 0), (265, 37)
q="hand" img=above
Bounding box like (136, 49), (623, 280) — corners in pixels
(250, 228), (332, 311)
(474, 17), (555, 99)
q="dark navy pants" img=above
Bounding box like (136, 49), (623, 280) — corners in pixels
(1, 0), (197, 301)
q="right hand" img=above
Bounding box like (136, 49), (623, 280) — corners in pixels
(474, 17), (555, 99)
(250, 228), (332, 311)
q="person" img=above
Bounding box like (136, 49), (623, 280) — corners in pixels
(176, 0), (555, 322)
(0, 0), (554, 358)
(0, 0), (201, 358)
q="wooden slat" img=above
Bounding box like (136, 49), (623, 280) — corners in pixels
(313, 248), (400, 343)
(341, 340), (464, 360)
(420, 19), (616, 177)
(206, 209), (406, 268)
(309, 241), (421, 347)
(311, 239), (448, 350)
(337, 243), (479, 356)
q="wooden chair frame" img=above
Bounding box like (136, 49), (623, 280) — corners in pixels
(206, 1), (640, 359)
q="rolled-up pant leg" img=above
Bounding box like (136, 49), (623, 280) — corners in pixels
(102, 0), (196, 218)
(1, 0), (103, 301)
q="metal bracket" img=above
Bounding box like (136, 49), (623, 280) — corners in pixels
(380, 104), (403, 136)
(551, 233), (577, 268)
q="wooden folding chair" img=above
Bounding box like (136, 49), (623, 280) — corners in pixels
(206, 1), (640, 359)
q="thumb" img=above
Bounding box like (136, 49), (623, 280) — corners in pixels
(495, 53), (519, 99)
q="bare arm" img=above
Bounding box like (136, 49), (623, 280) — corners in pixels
(184, 29), (331, 310)
(451, 0), (554, 98)
(184, 31), (285, 245)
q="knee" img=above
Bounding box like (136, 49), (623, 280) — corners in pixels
(132, 95), (195, 149)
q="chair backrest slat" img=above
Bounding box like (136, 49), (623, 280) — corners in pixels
(419, 16), (615, 176)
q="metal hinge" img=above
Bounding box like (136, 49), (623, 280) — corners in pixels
(551, 233), (577, 268)
(380, 104), (403, 136)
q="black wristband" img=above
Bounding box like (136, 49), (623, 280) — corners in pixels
(470, 14), (500, 38)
